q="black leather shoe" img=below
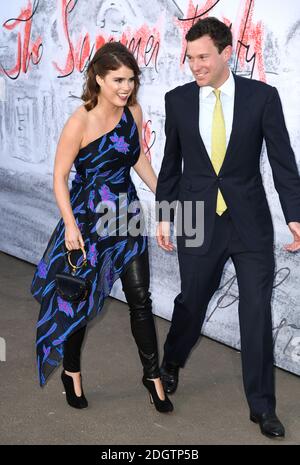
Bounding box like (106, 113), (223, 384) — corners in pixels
(250, 412), (285, 438)
(160, 358), (180, 394)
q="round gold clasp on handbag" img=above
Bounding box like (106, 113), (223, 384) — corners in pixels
(67, 247), (87, 273)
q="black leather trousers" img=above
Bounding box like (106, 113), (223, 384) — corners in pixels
(63, 249), (160, 379)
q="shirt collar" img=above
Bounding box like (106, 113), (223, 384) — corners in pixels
(201, 70), (235, 99)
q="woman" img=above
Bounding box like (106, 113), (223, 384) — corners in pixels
(31, 42), (173, 413)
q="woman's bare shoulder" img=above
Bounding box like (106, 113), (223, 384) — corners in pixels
(71, 104), (88, 123)
(64, 105), (88, 133)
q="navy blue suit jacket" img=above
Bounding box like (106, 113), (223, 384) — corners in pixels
(156, 74), (300, 255)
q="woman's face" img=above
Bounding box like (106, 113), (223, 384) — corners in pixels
(96, 65), (135, 107)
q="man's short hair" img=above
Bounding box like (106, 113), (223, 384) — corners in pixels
(185, 17), (232, 53)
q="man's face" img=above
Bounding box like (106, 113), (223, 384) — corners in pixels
(186, 35), (232, 88)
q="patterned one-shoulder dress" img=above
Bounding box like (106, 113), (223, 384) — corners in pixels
(31, 106), (147, 386)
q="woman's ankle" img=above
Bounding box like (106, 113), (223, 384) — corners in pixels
(63, 370), (82, 396)
(146, 377), (165, 401)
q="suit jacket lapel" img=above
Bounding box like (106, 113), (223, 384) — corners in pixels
(219, 73), (252, 174)
(188, 81), (216, 174)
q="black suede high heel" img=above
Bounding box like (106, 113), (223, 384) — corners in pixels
(61, 370), (88, 409)
(142, 376), (173, 413)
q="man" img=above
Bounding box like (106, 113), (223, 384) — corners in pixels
(156, 17), (300, 438)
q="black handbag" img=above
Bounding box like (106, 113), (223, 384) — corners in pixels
(55, 247), (92, 303)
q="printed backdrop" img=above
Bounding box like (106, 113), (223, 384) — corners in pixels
(0, 0), (300, 374)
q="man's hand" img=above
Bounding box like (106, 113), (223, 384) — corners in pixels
(156, 221), (175, 252)
(284, 222), (300, 252)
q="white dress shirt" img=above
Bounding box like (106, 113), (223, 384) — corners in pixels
(199, 70), (235, 158)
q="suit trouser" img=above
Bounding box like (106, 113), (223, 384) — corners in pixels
(63, 248), (160, 379)
(164, 210), (276, 415)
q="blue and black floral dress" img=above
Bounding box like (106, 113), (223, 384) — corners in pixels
(31, 106), (147, 386)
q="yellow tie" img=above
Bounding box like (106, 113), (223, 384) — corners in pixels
(211, 89), (227, 215)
